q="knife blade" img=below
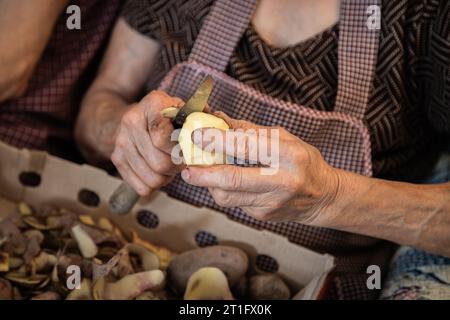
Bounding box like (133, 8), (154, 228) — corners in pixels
(171, 75), (214, 129)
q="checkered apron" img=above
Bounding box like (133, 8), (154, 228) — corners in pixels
(159, 0), (393, 299)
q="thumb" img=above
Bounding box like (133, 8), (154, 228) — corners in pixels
(211, 111), (259, 130)
(192, 124), (274, 164)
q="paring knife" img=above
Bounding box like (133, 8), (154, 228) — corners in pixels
(108, 75), (215, 215)
(171, 75), (214, 128)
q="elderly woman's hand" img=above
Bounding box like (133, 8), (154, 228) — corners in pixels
(111, 91), (185, 196)
(180, 113), (341, 222)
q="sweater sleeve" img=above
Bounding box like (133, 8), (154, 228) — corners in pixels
(427, 0), (450, 134)
(121, 0), (162, 41)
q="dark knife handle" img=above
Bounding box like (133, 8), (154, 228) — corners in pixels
(171, 109), (188, 129)
(108, 182), (139, 215)
(110, 103), (189, 214)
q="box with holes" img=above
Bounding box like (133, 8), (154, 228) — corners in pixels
(0, 141), (335, 299)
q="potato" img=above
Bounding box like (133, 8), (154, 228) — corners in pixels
(178, 112), (229, 165)
(94, 270), (165, 300)
(248, 274), (290, 300)
(184, 267), (234, 300)
(168, 245), (248, 293)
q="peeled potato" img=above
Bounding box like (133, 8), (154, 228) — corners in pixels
(184, 267), (234, 300)
(178, 112), (229, 165)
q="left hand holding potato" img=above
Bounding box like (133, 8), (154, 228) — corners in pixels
(180, 113), (341, 222)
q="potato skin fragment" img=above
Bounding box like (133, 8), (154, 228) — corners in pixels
(160, 107), (179, 118)
(18, 202), (33, 216)
(0, 252), (9, 272)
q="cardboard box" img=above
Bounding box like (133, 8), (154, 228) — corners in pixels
(0, 141), (334, 299)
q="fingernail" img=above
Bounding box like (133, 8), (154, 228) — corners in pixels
(181, 168), (190, 181)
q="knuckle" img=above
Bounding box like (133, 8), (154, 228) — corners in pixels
(114, 136), (128, 150)
(213, 190), (232, 207)
(135, 184), (151, 197)
(151, 131), (167, 149)
(215, 198), (229, 207)
(237, 119), (252, 129)
(243, 207), (269, 221)
(133, 160), (149, 175)
(144, 90), (182, 109)
(152, 158), (174, 174)
(143, 90), (161, 104)
(110, 150), (122, 166)
(287, 174), (304, 191)
(269, 199), (285, 211)
(294, 147), (310, 164)
(225, 168), (242, 189)
(147, 174), (167, 190)
(122, 109), (141, 128)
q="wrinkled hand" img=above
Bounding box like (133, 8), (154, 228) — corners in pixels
(180, 113), (340, 222)
(111, 91), (184, 196)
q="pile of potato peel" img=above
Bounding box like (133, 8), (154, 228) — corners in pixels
(0, 202), (291, 300)
(0, 202), (174, 300)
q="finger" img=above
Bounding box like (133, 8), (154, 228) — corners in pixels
(240, 206), (278, 221)
(148, 116), (179, 155)
(142, 90), (185, 114)
(213, 111), (298, 142)
(241, 206), (298, 223)
(133, 129), (184, 176)
(211, 111), (256, 130)
(111, 150), (152, 196)
(192, 126), (284, 165)
(208, 187), (265, 208)
(124, 140), (168, 189)
(142, 91), (184, 154)
(181, 165), (279, 192)
(193, 127), (257, 163)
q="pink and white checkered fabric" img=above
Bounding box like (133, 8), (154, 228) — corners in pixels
(335, 0), (381, 118)
(160, 0), (392, 299)
(0, 0), (120, 159)
(188, 0), (256, 72)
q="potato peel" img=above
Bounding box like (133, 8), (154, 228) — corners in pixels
(71, 225), (98, 259)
